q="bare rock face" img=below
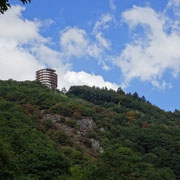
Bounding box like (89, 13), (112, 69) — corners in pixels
(42, 113), (104, 154)
(77, 118), (95, 131)
(56, 124), (73, 135)
(90, 139), (104, 153)
(99, 127), (105, 132)
(44, 114), (61, 123)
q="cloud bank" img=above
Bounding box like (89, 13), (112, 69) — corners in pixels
(59, 13), (115, 70)
(1, 0), (180, 91)
(109, 0), (116, 11)
(0, 6), (118, 90)
(113, 2), (180, 89)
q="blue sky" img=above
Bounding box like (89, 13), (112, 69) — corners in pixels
(1, 0), (180, 111)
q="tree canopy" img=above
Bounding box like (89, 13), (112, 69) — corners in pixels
(0, 0), (31, 14)
(0, 80), (179, 179)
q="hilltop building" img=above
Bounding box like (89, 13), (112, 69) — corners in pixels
(36, 68), (58, 89)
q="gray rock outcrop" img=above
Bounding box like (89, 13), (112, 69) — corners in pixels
(44, 114), (62, 123)
(90, 138), (104, 153)
(77, 117), (95, 131)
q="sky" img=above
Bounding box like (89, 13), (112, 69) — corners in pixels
(0, 0), (180, 111)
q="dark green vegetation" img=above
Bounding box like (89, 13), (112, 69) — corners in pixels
(0, 80), (179, 180)
(0, 0), (31, 14)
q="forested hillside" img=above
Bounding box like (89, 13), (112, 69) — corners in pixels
(0, 80), (179, 180)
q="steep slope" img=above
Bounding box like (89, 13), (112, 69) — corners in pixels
(0, 80), (179, 180)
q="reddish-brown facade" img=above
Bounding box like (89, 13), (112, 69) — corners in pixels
(36, 68), (58, 89)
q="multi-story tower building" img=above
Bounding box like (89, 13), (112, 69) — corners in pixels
(36, 68), (58, 89)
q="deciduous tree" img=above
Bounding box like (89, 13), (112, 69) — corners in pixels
(0, 0), (31, 14)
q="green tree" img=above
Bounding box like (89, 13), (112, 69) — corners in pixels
(0, 0), (31, 14)
(0, 138), (18, 180)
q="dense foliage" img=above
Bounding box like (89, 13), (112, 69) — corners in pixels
(0, 80), (179, 179)
(0, 0), (31, 14)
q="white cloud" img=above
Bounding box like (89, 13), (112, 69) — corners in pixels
(0, 6), (43, 44)
(113, 5), (180, 89)
(166, 0), (180, 31)
(0, 42), (43, 80)
(31, 45), (65, 68)
(43, 19), (55, 27)
(95, 32), (111, 49)
(58, 12), (116, 71)
(0, 6), (118, 91)
(93, 13), (114, 49)
(0, 6), (43, 81)
(59, 23), (112, 70)
(59, 26), (103, 61)
(109, 0), (116, 11)
(93, 13), (114, 32)
(167, 0), (180, 8)
(60, 13), (114, 58)
(60, 27), (89, 58)
(60, 71), (118, 90)
(122, 6), (166, 39)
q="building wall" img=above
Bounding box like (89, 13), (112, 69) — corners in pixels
(36, 68), (58, 89)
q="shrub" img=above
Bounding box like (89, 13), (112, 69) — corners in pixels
(47, 130), (72, 146)
(65, 119), (77, 128)
(83, 138), (92, 148)
(85, 129), (97, 139)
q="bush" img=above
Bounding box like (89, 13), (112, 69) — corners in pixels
(85, 129), (97, 139)
(47, 130), (72, 146)
(65, 119), (77, 128)
(83, 138), (92, 148)
(45, 119), (54, 130)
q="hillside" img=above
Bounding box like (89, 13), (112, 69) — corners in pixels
(0, 80), (180, 180)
